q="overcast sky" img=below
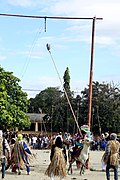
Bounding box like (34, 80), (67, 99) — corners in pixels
(0, 0), (120, 98)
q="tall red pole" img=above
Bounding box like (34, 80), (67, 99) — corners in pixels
(88, 17), (96, 129)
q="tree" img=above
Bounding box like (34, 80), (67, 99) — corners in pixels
(28, 87), (65, 131)
(0, 66), (30, 130)
(63, 67), (73, 132)
(63, 67), (70, 94)
(80, 81), (120, 134)
(28, 87), (62, 113)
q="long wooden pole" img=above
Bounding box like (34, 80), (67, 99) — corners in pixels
(0, 13), (103, 20)
(88, 17), (96, 129)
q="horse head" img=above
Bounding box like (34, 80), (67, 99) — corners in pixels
(83, 139), (90, 146)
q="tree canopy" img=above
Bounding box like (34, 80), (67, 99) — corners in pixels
(0, 66), (30, 130)
(2, 65), (119, 134)
(28, 81), (120, 134)
(80, 81), (120, 133)
(28, 66), (120, 134)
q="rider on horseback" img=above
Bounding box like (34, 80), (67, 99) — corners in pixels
(71, 137), (84, 158)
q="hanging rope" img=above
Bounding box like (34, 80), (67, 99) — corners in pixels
(46, 44), (82, 136)
(20, 21), (44, 79)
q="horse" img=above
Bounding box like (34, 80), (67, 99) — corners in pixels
(68, 139), (91, 175)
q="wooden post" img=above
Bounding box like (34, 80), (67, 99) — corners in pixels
(88, 17), (96, 129)
(35, 122), (38, 132)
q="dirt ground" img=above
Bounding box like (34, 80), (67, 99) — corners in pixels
(1, 150), (120, 180)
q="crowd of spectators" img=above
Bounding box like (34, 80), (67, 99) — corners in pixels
(4, 130), (120, 152)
